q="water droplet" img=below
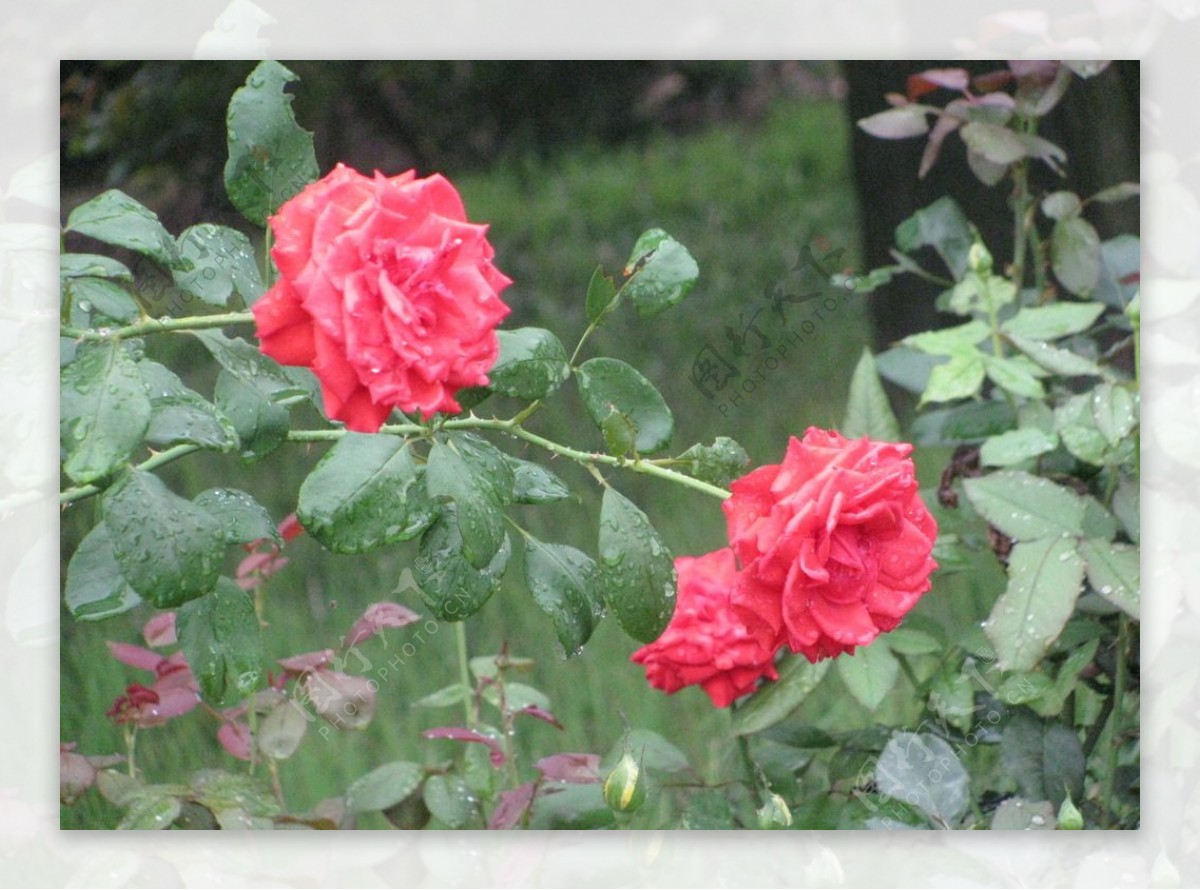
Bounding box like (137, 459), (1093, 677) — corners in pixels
(1030, 815), (1045, 826)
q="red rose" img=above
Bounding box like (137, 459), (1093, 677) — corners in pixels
(724, 427), (937, 662)
(252, 163), (512, 432)
(631, 548), (779, 708)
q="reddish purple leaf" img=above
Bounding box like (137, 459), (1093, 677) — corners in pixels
(907, 67), (969, 100)
(488, 782), (538, 830)
(535, 753), (601, 784)
(423, 727), (507, 767)
(972, 69), (1014, 94)
(919, 104), (966, 179)
(857, 106), (931, 140)
(278, 649), (336, 674)
(342, 602), (421, 649)
(1008, 60), (1059, 85)
(515, 705), (564, 731)
(217, 720), (253, 761)
(142, 612), (177, 648)
(107, 641), (163, 673)
(60, 744), (97, 804)
(278, 512), (303, 541)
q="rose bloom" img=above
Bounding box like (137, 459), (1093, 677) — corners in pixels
(253, 163), (512, 432)
(724, 427), (937, 662)
(631, 548), (779, 708)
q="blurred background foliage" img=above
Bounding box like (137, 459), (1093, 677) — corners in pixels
(59, 60), (1137, 828)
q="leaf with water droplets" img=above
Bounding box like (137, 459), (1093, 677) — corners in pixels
(523, 536), (604, 654)
(577, 358), (674, 454)
(194, 487), (278, 546)
(417, 507), (511, 621)
(488, 327), (571, 400)
(60, 340), (151, 485)
(730, 656), (830, 736)
(298, 433), (434, 554)
(622, 228), (699, 318)
(423, 774), (476, 828)
(103, 469), (224, 608)
(116, 788), (184, 830)
(345, 761), (424, 813)
(223, 60), (319, 226)
(597, 487), (675, 643)
(1079, 538), (1139, 618)
(60, 253), (133, 282)
(64, 276), (140, 324)
(425, 435), (509, 568)
(173, 223), (265, 307)
(999, 710), (1084, 808)
(506, 456), (570, 504)
(66, 189), (182, 268)
(876, 732), (970, 826)
(214, 369), (288, 460)
(63, 524), (142, 621)
(984, 536), (1084, 672)
(676, 436), (750, 488)
(177, 577), (266, 707)
(963, 470), (1085, 540)
(139, 360), (239, 452)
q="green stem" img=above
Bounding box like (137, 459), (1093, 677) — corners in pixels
(60, 443), (200, 505)
(125, 725), (138, 779)
(61, 310), (255, 341)
(1103, 615), (1131, 827)
(246, 696), (259, 775)
(455, 622), (475, 728)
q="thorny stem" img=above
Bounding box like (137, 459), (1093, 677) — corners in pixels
(63, 417), (732, 506)
(60, 310), (255, 341)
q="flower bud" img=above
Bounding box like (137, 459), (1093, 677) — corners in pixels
(968, 241), (993, 276)
(603, 749), (647, 813)
(1057, 793), (1083, 830)
(756, 792), (793, 829)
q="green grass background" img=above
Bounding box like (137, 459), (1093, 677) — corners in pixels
(59, 97), (922, 828)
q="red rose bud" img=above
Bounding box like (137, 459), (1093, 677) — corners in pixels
(602, 748), (647, 813)
(253, 163), (512, 432)
(631, 548), (779, 708)
(724, 428), (937, 662)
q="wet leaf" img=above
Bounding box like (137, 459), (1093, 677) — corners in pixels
(177, 577), (266, 706)
(843, 348), (901, 441)
(61, 341), (151, 484)
(876, 732), (969, 825)
(489, 327), (570, 400)
(523, 537), (604, 654)
(597, 487), (675, 643)
(345, 761), (424, 813)
(66, 189), (181, 268)
(622, 228), (699, 318)
(577, 357), (674, 454)
(63, 524), (142, 621)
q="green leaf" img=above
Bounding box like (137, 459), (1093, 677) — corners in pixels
(883, 627), (942, 657)
(223, 60), (319, 226)
(177, 578), (266, 706)
(60, 341), (151, 485)
(576, 357), (674, 454)
(139, 360), (239, 452)
(984, 536), (1085, 672)
(194, 488), (278, 546)
(730, 657), (830, 736)
(1001, 302), (1105, 340)
(602, 728), (690, 774)
(190, 769), (280, 818)
(875, 346), (944, 395)
(903, 320), (989, 357)
(962, 470), (1085, 540)
(1052, 216), (1102, 296)
(919, 350), (985, 405)
(947, 273), (1016, 316)
(584, 265), (618, 324)
(214, 369), (289, 460)
(622, 228), (699, 318)
(836, 643), (900, 712)
(843, 348), (901, 441)
(600, 408), (638, 458)
(298, 433), (434, 554)
(894, 196), (973, 279)
(418, 507), (511, 621)
(1090, 383), (1138, 446)
(412, 684), (469, 709)
(103, 469), (224, 608)
(192, 330), (304, 400)
(423, 774), (476, 828)
(1040, 190), (1082, 220)
(597, 487), (676, 643)
(63, 276), (140, 323)
(1000, 710), (1084, 808)
(1005, 333), (1108, 378)
(876, 732), (970, 825)
(256, 701), (308, 760)
(426, 437), (508, 567)
(1112, 475), (1139, 544)
(1089, 182), (1141, 204)
(345, 761), (424, 813)
(991, 797), (1056, 830)
(173, 224), (265, 307)
(984, 355), (1046, 400)
(959, 120), (1028, 165)
(65, 189), (181, 268)
(1080, 496), (1118, 541)
(523, 537), (604, 654)
(506, 457), (570, 504)
(676, 437), (751, 488)
(488, 327), (571, 400)
(1079, 539), (1139, 618)
(63, 524), (142, 621)
(980, 428), (1058, 467)
(910, 400), (1016, 445)
(117, 789), (183, 830)
(60, 253), (133, 282)
(482, 681), (550, 714)
(681, 789), (737, 829)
